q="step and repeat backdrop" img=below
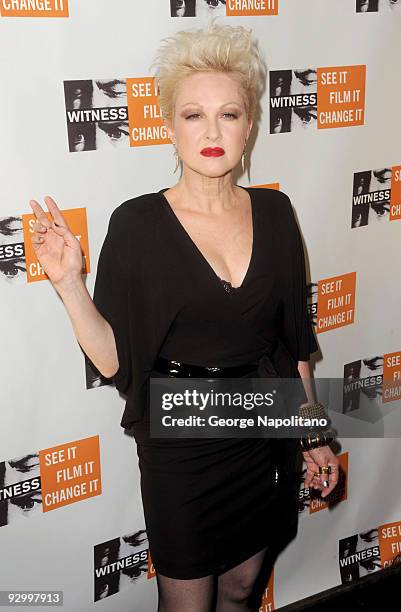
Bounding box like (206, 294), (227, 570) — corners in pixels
(1, 1), (401, 610)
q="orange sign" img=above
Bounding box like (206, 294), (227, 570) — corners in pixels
(147, 550), (156, 579)
(317, 65), (366, 129)
(251, 183), (280, 190)
(226, 0), (278, 16)
(39, 435), (101, 512)
(379, 520), (401, 568)
(0, 0), (69, 17)
(382, 351), (401, 404)
(127, 77), (170, 147)
(259, 567), (275, 611)
(316, 272), (356, 333)
(22, 207), (90, 283)
(390, 165), (401, 220)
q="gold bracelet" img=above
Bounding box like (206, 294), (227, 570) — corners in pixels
(300, 429), (335, 451)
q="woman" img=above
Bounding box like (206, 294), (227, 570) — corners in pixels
(29, 22), (339, 612)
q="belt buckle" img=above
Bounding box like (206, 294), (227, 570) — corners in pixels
(166, 360), (186, 377)
(205, 366), (222, 380)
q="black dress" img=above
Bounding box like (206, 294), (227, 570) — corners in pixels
(92, 186), (318, 579)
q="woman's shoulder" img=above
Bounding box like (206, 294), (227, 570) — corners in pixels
(106, 191), (164, 238)
(249, 186), (294, 218)
(112, 190), (163, 220)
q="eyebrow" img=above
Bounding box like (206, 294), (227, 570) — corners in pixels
(180, 101), (242, 108)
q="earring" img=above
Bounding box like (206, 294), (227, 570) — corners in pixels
(173, 146), (180, 174)
(241, 146), (247, 173)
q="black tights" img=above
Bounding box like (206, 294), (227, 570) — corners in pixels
(156, 546), (272, 612)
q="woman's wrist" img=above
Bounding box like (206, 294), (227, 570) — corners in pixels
(54, 275), (86, 300)
(299, 428), (336, 451)
(297, 400), (336, 451)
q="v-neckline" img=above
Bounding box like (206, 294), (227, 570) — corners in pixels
(158, 185), (256, 291)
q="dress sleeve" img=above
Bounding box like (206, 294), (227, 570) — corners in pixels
(91, 207), (132, 394)
(279, 193), (319, 363)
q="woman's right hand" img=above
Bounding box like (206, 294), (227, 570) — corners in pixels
(29, 196), (84, 292)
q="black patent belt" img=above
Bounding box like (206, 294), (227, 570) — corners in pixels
(153, 356), (259, 377)
(153, 338), (278, 378)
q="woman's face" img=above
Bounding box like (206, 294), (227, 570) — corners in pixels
(167, 71), (252, 179)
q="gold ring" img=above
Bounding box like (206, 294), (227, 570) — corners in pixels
(319, 466), (331, 474)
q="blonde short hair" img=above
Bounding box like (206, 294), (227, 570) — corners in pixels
(151, 20), (267, 124)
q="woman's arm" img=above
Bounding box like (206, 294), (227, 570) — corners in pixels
(297, 358), (340, 499)
(29, 196), (119, 379)
(57, 278), (119, 379)
(297, 359), (316, 404)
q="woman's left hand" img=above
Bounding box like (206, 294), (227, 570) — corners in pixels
(302, 445), (340, 499)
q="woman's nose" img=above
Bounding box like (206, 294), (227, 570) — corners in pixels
(204, 119), (221, 141)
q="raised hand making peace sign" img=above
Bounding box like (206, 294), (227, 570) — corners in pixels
(29, 196), (83, 292)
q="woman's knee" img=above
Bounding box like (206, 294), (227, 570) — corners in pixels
(217, 575), (254, 604)
(217, 548), (268, 604)
(156, 571), (215, 612)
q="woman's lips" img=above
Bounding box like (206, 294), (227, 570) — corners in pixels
(200, 147), (225, 157)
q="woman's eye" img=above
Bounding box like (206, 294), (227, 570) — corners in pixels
(184, 112), (238, 120)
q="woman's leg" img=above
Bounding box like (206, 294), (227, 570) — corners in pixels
(215, 547), (268, 612)
(156, 571), (216, 612)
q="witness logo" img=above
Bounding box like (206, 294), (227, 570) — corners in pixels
(0, 0), (68, 17)
(0, 216), (25, 284)
(94, 530), (152, 601)
(339, 520), (401, 584)
(307, 272), (356, 333)
(170, 0), (277, 17)
(343, 357), (383, 415)
(270, 66), (365, 133)
(0, 436), (101, 527)
(352, 166), (401, 227)
(64, 78), (169, 152)
(299, 452), (348, 516)
(356, 0), (401, 12)
(0, 208), (88, 285)
(22, 207), (89, 283)
(343, 351), (401, 413)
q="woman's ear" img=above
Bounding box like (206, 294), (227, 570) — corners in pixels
(165, 121), (176, 145)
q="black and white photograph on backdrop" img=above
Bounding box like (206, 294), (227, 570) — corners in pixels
(269, 69), (317, 133)
(352, 168), (392, 227)
(63, 79), (129, 152)
(0, 454), (41, 528)
(170, 0), (226, 17)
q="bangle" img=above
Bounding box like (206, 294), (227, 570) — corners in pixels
(300, 428), (336, 451)
(299, 401), (330, 426)
(298, 401), (336, 450)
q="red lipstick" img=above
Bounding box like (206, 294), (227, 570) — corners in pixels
(200, 147), (225, 157)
